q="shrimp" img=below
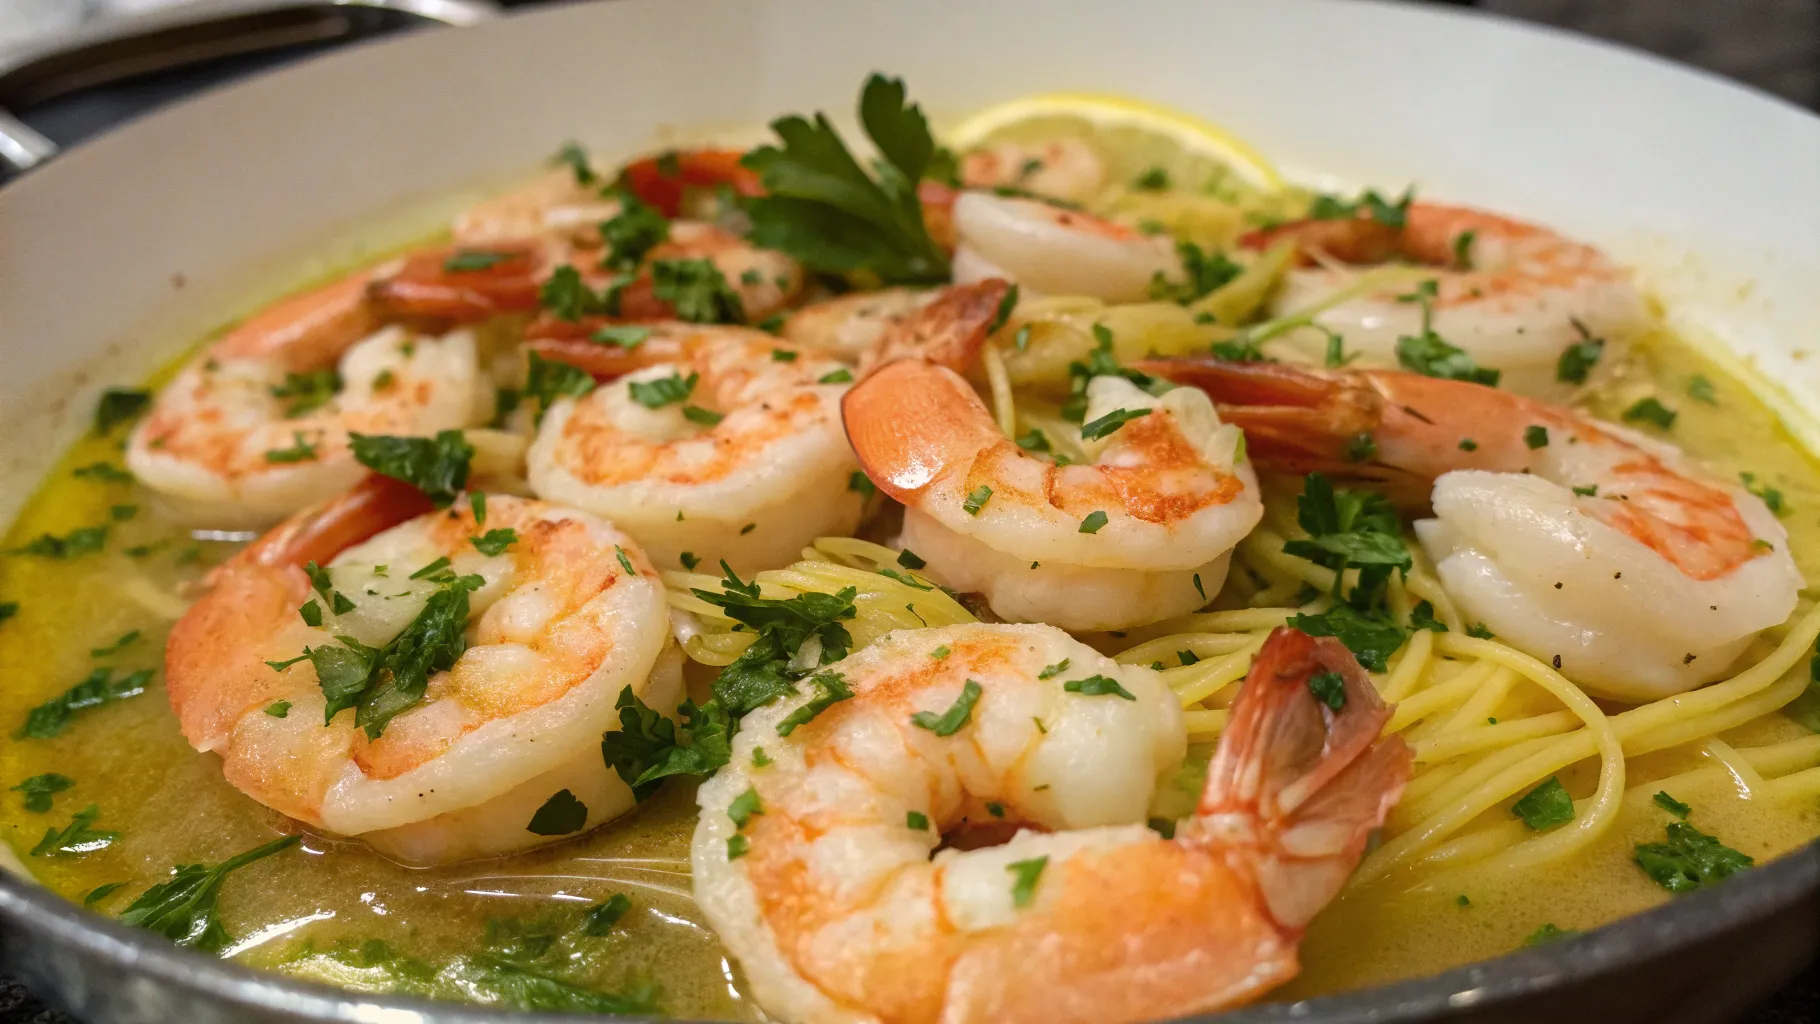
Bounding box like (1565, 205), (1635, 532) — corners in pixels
(165, 476), (680, 865)
(692, 623), (1409, 1024)
(451, 168), (621, 246)
(1244, 202), (1648, 400)
(843, 357), (1262, 632)
(952, 191), (1180, 303)
(127, 272), (482, 529)
(959, 137), (1108, 204)
(781, 288), (935, 362)
(524, 324), (862, 575)
(1144, 358), (1803, 700)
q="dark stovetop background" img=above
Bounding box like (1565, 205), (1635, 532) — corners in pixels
(2, 0), (1817, 1020)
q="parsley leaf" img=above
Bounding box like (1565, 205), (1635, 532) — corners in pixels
(11, 525), (108, 559)
(1511, 776), (1574, 830)
(1079, 407), (1151, 441)
(270, 369), (341, 418)
(599, 191), (670, 272)
(526, 790), (589, 836)
(349, 429), (473, 507)
(73, 462), (133, 483)
(728, 787), (764, 829)
(1687, 375), (1718, 404)
(650, 258), (744, 324)
(30, 804), (117, 857)
(1308, 187), (1413, 228)
(300, 574), (482, 738)
(262, 432), (319, 463)
(11, 773), (73, 813)
(17, 667), (151, 739)
(524, 351), (597, 425)
(1397, 330), (1499, 386)
(1410, 600), (1448, 633)
(1622, 396), (1677, 430)
(1007, 856), (1048, 908)
(94, 388), (151, 434)
(1555, 320), (1604, 385)
(1653, 791), (1692, 818)
(552, 141), (596, 186)
(962, 486), (993, 515)
(628, 371), (699, 409)
(1634, 821), (1753, 893)
(1062, 675), (1137, 700)
(581, 894), (633, 935)
(472, 528), (518, 556)
(1740, 472), (1787, 516)
(118, 835), (300, 952)
(910, 680), (981, 736)
(592, 324), (652, 349)
(1078, 510), (1110, 534)
(1149, 242), (1242, 305)
(739, 74), (949, 282)
(1288, 603), (1407, 672)
(776, 671), (854, 736)
(1308, 671), (1346, 711)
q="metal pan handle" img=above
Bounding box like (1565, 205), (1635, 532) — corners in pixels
(0, 0), (500, 174)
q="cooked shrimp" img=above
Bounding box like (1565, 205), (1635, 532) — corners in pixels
(165, 477), (680, 865)
(693, 623), (1409, 1024)
(843, 357), (1261, 631)
(127, 273), (482, 529)
(1145, 358), (1802, 700)
(451, 168), (620, 245)
(1244, 202), (1647, 399)
(952, 192), (1180, 303)
(525, 324), (861, 574)
(960, 137), (1108, 204)
(781, 288), (934, 361)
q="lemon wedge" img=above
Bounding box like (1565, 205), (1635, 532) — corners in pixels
(946, 93), (1283, 196)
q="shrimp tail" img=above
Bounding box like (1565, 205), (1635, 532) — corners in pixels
(1196, 627), (1411, 930)
(1136, 357), (1431, 505)
(843, 358), (995, 497)
(865, 278), (1010, 374)
(367, 243), (550, 322)
(523, 332), (693, 380)
(229, 474), (434, 577)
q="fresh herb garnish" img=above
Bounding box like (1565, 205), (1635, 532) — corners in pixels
(303, 572), (484, 738)
(1037, 659), (1070, 680)
(727, 787), (764, 829)
(599, 686), (733, 800)
(1634, 822), (1753, 892)
(264, 701), (291, 718)
(10, 525), (109, 559)
(30, 804), (117, 857)
(1007, 855), (1048, 909)
(524, 351), (597, 425)
(73, 462), (134, 483)
(1687, 375), (1718, 404)
(739, 74), (950, 282)
(263, 432), (319, 463)
(1740, 472), (1787, 516)
(1308, 187), (1413, 229)
(775, 671), (855, 736)
(628, 371), (699, 409)
(1524, 425), (1549, 449)
(1308, 671), (1346, 711)
(17, 667), (151, 739)
(270, 369), (342, 418)
(472, 528), (518, 556)
(591, 324), (652, 349)
(1078, 510), (1110, 534)
(692, 564), (857, 717)
(94, 389), (151, 434)
(1555, 320), (1604, 385)
(1149, 242), (1242, 305)
(907, 810), (930, 831)
(118, 835), (300, 952)
(1396, 319), (1499, 387)
(1653, 791), (1692, 818)
(599, 192), (670, 272)
(650, 259), (744, 324)
(553, 141), (596, 185)
(11, 773), (73, 813)
(1062, 675), (1136, 700)
(1511, 776), (1574, 830)
(1079, 407), (1151, 441)
(526, 790), (590, 836)
(962, 485), (993, 515)
(443, 250), (515, 273)
(910, 680), (981, 736)
(1289, 603), (1407, 673)
(1622, 396), (1677, 430)
(581, 894), (633, 936)
(349, 429), (473, 507)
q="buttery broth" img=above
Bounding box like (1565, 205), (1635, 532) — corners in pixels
(4, 301), (1820, 1017)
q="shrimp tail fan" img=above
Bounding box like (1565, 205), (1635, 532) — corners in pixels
(1195, 627), (1412, 930)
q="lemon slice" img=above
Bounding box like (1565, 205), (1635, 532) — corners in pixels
(947, 93), (1283, 196)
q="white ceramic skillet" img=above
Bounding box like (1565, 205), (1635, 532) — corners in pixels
(1, 1), (1819, 1021)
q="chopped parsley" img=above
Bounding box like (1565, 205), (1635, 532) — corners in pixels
(264, 701), (291, 718)
(89, 630), (140, 658)
(94, 388), (151, 434)
(1687, 375), (1718, 404)
(1452, 229), (1476, 269)
(30, 804), (117, 857)
(552, 140), (596, 185)
(263, 432), (319, 463)
(680, 552), (700, 570)
(1289, 603), (1407, 673)
(592, 324), (652, 349)
(727, 787), (764, 829)
(910, 680), (981, 736)
(17, 667), (151, 739)
(1037, 659), (1070, 680)
(986, 284), (1020, 335)
(1410, 600), (1448, 632)
(1078, 510), (1110, 534)
(650, 258), (744, 324)
(73, 462), (133, 483)
(1308, 186), (1413, 228)
(775, 671), (855, 736)
(539, 265), (620, 322)
(1016, 428), (1051, 453)
(739, 74), (950, 282)
(727, 835), (750, 859)
(1740, 472), (1787, 516)
(907, 810), (930, 831)
(692, 562), (857, 717)
(443, 249), (516, 273)
(1132, 166), (1171, 190)
(526, 790), (590, 836)
(524, 351), (597, 425)
(348, 429), (473, 507)
(1622, 396), (1677, 430)
(1634, 822), (1753, 893)
(118, 834), (300, 952)
(819, 368), (854, 384)
(580, 894), (633, 936)
(1653, 791), (1692, 818)
(1397, 326), (1499, 387)
(1466, 622), (1496, 640)
(11, 773), (73, 813)
(1079, 407), (1151, 441)
(1524, 425), (1549, 449)
(471, 528), (518, 556)
(897, 549), (927, 570)
(599, 686), (732, 800)
(1555, 320), (1604, 385)
(962, 485), (993, 515)
(1149, 241), (1242, 305)
(1007, 855), (1048, 909)
(1511, 776), (1574, 830)
(848, 471), (877, 499)
(599, 191), (670, 272)
(628, 371), (699, 409)
(1308, 671), (1347, 711)
(270, 369), (342, 418)
(1062, 675), (1136, 700)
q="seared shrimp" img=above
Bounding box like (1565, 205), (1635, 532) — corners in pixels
(1245, 202), (1647, 399)
(165, 477), (680, 865)
(693, 623), (1409, 1024)
(127, 274), (481, 529)
(525, 325), (862, 574)
(952, 192), (1180, 303)
(781, 288), (934, 361)
(1147, 358), (1802, 700)
(959, 137), (1108, 204)
(843, 357), (1261, 632)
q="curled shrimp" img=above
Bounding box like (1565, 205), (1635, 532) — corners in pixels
(524, 324), (861, 575)
(780, 288), (935, 362)
(127, 272), (482, 529)
(843, 354), (1261, 632)
(1145, 358), (1802, 700)
(165, 476), (680, 865)
(952, 192), (1180, 303)
(692, 623), (1408, 1024)
(1244, 202), (1647, 399)
(959, 137), (1108, 204)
